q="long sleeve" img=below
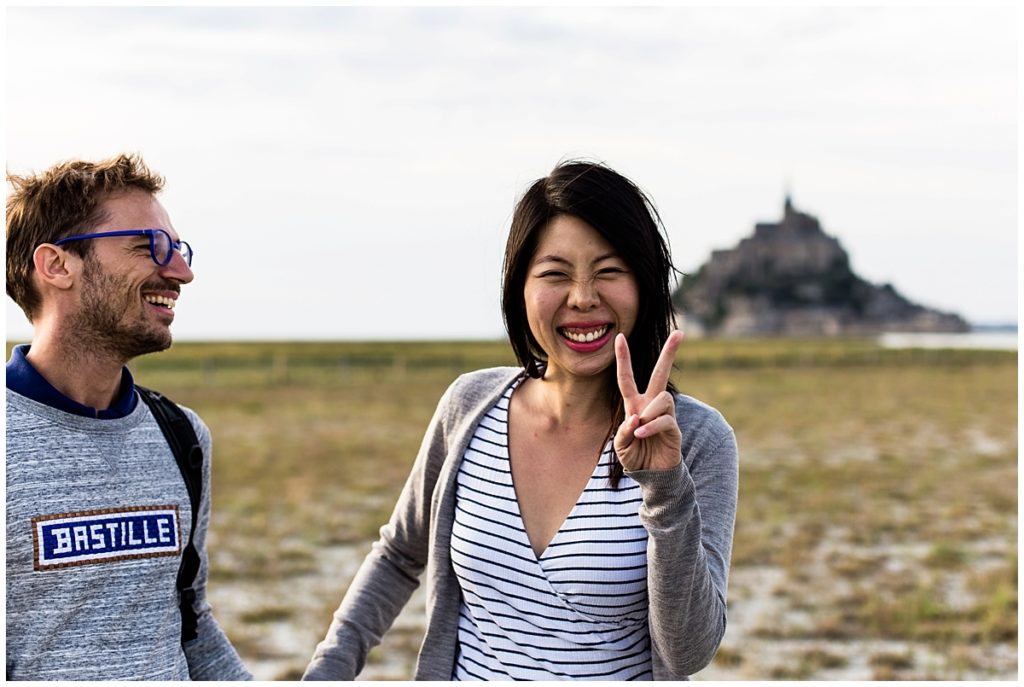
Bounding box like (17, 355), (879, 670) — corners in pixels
(5, 392), (251, 680)
(302, 382), (455, 680)
(625, 394), (738, 678)
(180, 408), (253, 681)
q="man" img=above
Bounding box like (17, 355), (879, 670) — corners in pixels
(5, 154), (251, 680)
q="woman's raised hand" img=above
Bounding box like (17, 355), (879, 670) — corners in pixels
(613, 331), (683, 471)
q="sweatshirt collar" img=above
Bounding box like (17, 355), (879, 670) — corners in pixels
(5, 343), (138, 419)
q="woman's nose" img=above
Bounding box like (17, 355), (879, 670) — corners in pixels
(567, 279), (599, 310)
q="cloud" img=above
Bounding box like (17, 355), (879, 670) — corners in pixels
(5, 6), (1017, 340)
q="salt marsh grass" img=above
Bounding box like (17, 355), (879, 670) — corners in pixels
(10, 338), (1014, 679)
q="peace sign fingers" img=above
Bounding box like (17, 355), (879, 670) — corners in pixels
(615, 330), (683, 410)
(613, 330), (684, 472)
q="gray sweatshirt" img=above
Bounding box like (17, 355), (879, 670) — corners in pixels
(6, 389), (252, 680)
(304, 367), (738, 680)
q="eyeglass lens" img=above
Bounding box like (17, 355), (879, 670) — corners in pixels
(153, 230), (193, 266)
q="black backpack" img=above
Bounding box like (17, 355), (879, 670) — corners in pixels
(137, 386), (202, 644)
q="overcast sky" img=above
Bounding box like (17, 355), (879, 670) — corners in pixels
(5, 5), (1018, 341)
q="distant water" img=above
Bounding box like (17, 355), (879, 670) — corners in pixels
(878, 331), (1018, 351)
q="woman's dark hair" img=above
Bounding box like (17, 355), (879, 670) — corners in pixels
(501, 160), (679, 485)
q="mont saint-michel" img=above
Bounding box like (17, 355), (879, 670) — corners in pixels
(673, 198), (969, 337)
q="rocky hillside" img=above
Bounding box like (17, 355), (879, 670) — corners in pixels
(673, 198), (969, 337)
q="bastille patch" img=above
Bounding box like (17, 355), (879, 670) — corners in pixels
(32, 505), (181, 571)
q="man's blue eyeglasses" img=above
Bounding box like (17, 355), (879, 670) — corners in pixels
(53, 229), (193, 267)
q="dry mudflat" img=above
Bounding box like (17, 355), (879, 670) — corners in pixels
(124, 339), (1017, 680)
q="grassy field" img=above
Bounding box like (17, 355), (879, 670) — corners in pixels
(8, 338), (1017, 679)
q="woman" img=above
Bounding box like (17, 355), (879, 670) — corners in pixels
(304, 161), (738, 681)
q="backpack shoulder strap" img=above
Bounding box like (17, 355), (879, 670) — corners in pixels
(137, 385), (203, 644)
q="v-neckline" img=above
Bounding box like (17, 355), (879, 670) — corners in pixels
(500, 378), (610, 561)
(517, 442), (609, 562)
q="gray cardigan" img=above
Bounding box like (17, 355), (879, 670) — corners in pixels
(303, 367), (738, 680)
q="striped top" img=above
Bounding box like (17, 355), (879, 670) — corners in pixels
(450, 380), (653, 680)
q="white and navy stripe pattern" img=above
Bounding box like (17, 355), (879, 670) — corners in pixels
(451, 380), (653, 680)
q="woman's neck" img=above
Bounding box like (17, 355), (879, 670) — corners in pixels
(520, 368), (616, 430)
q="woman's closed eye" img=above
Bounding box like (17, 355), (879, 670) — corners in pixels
(536, 270), (570, 280)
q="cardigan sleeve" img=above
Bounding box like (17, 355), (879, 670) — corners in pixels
(624, 395), (738, 678)
(302, 381), (457, 680)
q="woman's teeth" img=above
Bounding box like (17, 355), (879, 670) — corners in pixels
(562, 325), (609, 343)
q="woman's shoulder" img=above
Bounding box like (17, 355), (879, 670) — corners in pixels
(441, 366), (524, 410)
(451, 366), (523, 390)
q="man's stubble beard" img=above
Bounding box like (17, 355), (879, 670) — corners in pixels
(66, 256), (174, 363)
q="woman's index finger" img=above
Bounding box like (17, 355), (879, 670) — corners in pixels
(615, 333), (639, 400)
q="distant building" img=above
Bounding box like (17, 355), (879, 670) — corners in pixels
(673, 197), (969, 337)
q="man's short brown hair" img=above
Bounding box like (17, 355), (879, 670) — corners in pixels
(6, 153), (165, 321)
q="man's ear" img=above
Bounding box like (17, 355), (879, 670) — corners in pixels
(32, 244), (79, 291)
